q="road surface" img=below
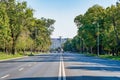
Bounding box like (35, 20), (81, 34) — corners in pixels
(0, 53), (120, 80)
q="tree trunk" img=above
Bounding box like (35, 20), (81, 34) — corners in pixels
(90, 47), (93, 54)
(22, 48), (26, 55)
(12, 38), (16, 55)
(12, 45), (15, 55)
(112, 49), (115, 56)
(116, 49), (119, 56)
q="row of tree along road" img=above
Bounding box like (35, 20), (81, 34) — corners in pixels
(0, 0), (55, 55)
(63, 3), (120, 56)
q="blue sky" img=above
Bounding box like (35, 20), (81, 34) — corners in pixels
(21, 0), (117, 38)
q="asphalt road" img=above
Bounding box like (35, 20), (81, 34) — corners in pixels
(0, 53), (120, 80)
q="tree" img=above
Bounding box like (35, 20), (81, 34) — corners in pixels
(64, 4), (120, 56)
(0, 0), (55, 55)
(106, 4), (120, 55)
(0, 1), (10, 53)
(4, 0), (35, 54)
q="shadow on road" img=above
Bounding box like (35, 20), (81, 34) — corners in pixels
(0, 54), (60, 63)
(9, 76), (120, 80)
(66, 66), (120, 72)
(1, 53), (120, 73)
(64, 54), (120, 72)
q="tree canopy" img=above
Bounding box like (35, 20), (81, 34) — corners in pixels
(63, 3), (120, 56)
(0, 0), (55, 54)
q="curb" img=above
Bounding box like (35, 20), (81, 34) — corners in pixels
(0, 56), (28, 62)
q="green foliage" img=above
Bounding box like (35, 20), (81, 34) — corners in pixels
(0, 0), (55, 55)
(64, 3), (120, 56)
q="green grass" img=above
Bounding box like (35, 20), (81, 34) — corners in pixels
(85, 53), (120, 61)
(0, 51), (47, 60)
(85, 53), (97, 57)
(0, 52), (24, 60)
(99, 55), (120, 61)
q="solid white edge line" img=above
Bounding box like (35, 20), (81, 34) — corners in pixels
(61, 54), (66, 80)
(1, 74), (10, 79)
(58, 54), (62, 80)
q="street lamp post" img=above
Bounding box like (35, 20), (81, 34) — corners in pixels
(34, 27), (37, 53)
(97, 23), (99, 56)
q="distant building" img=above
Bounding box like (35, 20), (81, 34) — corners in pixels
(50, 38), (68, 50)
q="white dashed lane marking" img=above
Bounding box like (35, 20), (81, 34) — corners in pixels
(19, 68), (24, 71)
(1, 74), (10, 79)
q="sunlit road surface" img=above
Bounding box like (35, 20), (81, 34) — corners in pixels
(0, 53), (120, 80)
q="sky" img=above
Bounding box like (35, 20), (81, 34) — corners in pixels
(21, 0), (117, 38)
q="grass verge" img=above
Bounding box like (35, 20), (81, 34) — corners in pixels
(99, 55), (120, 61)
(85, 53), (120, 61)
(0, 52), (48, 61)
(0, 52), (24, 60)
(85, 53), (96, 57)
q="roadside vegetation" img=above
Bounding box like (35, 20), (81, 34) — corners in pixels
(85, 53), (120, 61)
(0, 0), (55, 57)
(63, 2), (120, 58)
(0, 52), (23, 60)
(0, 52), (42, 60)
(99, 55), (120, 60)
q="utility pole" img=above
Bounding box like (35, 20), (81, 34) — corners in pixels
(34, 27), (37, 53)
(97, 23), (99, 56)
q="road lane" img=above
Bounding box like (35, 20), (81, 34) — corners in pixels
(0, 53), (60, 80)
(58, 53), (66, 80)
(63, 53), (120, 80)
(0, 52), (120, 80)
